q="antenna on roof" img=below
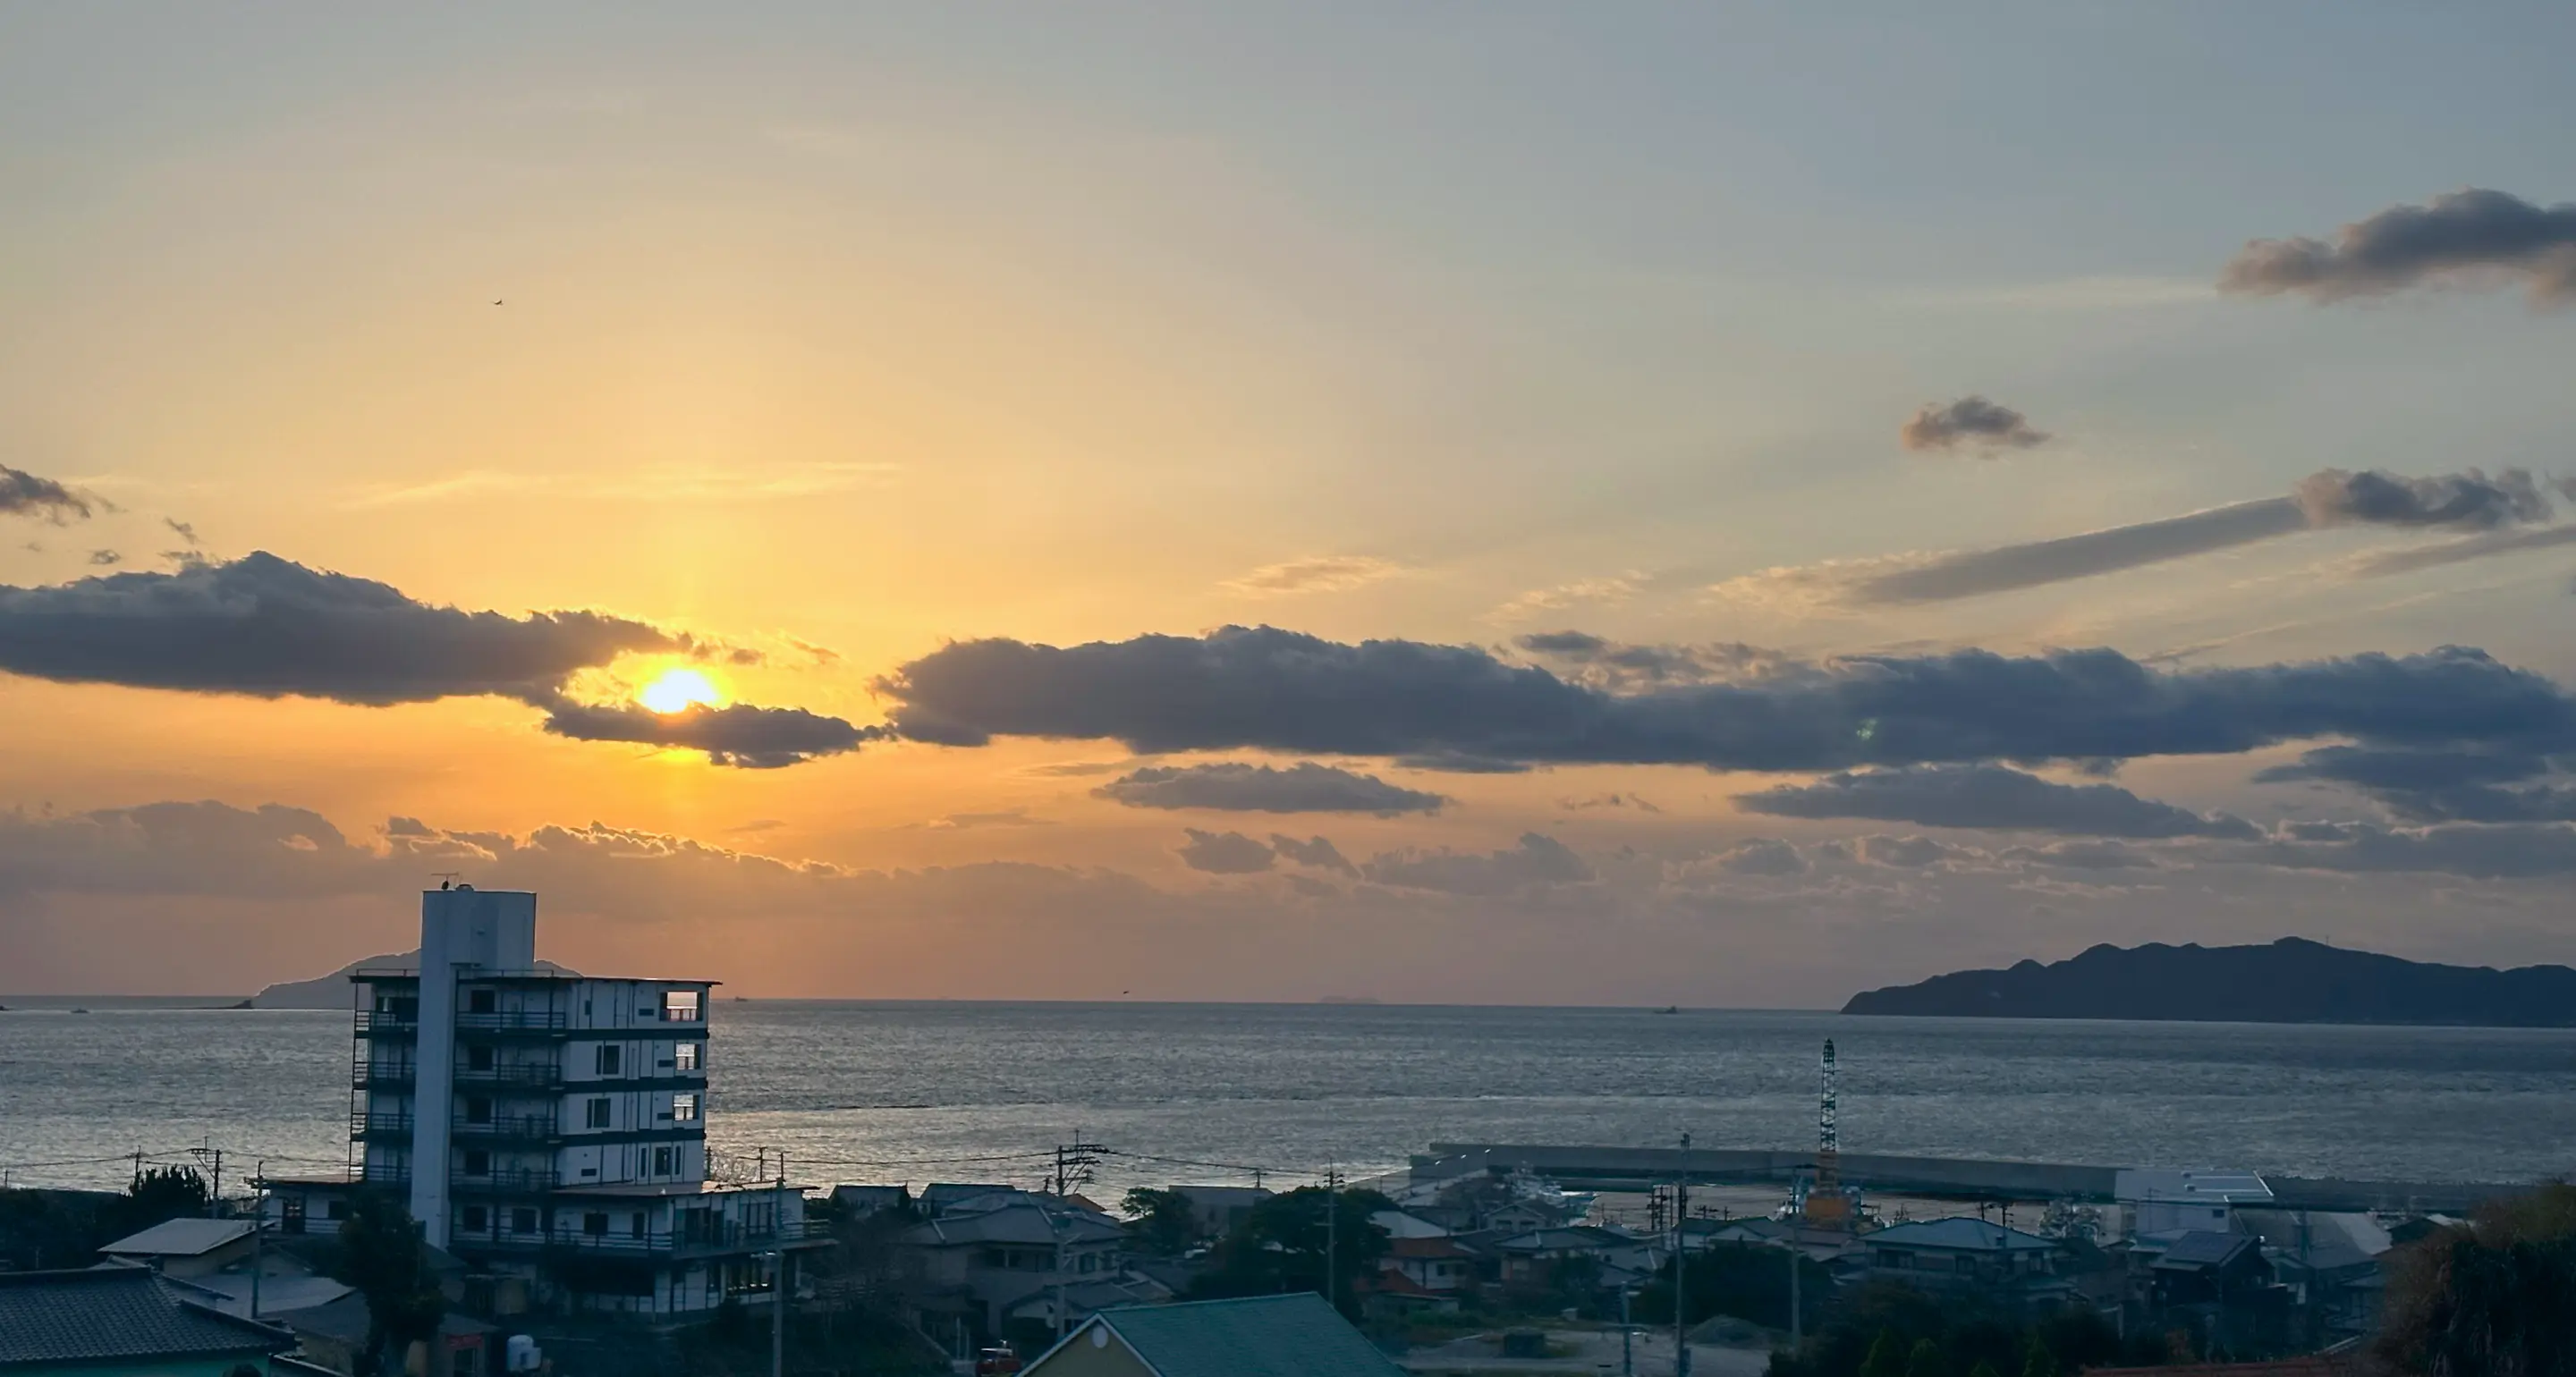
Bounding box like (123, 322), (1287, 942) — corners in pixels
(431, 872), (462, 891)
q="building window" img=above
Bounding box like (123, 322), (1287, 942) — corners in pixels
(281, 1196), (307, 1235)
(674, 1042), (700, 1072)
(596, 1044), (622, 1076)
(632, 1212), (648, 1240)
(463, 1149), (489, 1176)
(584, 1212), (609, 1238)
(467, 1044), (494, 1071)
(326, 1199), (348, 1221)
(462, 1205), (488, 1233)
(465, 1096), (492, 1125)
(662, 990), (701, 1022)
(468, 988), (496, 1014)
(510, 1207), (537, 1235)
(587, 1096), (612, 1129)
(671, 1093), (699, 1122)
(654, 1145), (675, 1176)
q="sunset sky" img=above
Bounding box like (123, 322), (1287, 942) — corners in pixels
(5, 4), (2576, 1002)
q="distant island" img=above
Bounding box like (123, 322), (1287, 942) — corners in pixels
(252, 951), (575, 1009)
(1843, 937), (2576, 1027)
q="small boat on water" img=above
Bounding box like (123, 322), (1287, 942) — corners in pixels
(1652, 1005), (1681, 1015)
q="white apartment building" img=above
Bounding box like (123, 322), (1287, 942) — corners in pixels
(263, 886), (824, 1316)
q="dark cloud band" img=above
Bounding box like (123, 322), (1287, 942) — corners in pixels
(0, 552), (875, 768)
(877, 627), (2576, 772)
(1739, 763), (2258, 839)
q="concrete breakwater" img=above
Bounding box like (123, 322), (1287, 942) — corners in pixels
(1417, 1143), (2525, 1215)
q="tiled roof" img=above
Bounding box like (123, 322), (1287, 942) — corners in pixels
(1040, 1294), (1406, 1377)
(0, 1268), (289, 1365)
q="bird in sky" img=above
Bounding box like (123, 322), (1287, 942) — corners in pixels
(491, 299), (503, 306)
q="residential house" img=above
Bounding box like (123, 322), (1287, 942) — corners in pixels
(1862, 1218), (2074, 1311)
(920, 1183), (1021, 1217)
(2134, 1230), (2290, 1355)
(97, 1219), (263, 1280)
(892, 1191), (1131, 1348)
(1169, 1185), (1273, 1241)
(1019, 1294), (1407, 1377)
(1489, 1225), (1660, 1294)
(1377, 1236), (1479, 1310)
(2237, 1211), (2393, 1341)
(828, 1184), (915, 1220)
(267, 1295), (499, 1377)
(2115, 1171), (2274, 1238)
(0, 1266), (293, 1374)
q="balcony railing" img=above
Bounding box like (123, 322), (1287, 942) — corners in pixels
(352, 1112), (414, 1139)
(352, 1062), (416, 1089)
(453, 1168), (563, 1194)
(455, 1010), (569, 1033)
(454, 1218), (827, 1258)
(454, 1063), (564, 1088)
(352, 1111), (560, 1143)
(455, 1114), (562, 1143)
(354, 1010), (418, 1035)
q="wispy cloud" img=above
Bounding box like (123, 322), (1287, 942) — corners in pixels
(346, 462), (901, 509)
(1892, 275), (2215, 311)
(1487, 571), (1650, 622)
(1220, 554), (1410, 596)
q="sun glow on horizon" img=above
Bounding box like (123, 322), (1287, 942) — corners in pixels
(638, 666), (724, 714)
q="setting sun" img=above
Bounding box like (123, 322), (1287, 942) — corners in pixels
(637, 666), (724, 714)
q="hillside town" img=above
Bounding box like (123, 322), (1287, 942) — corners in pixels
(0, 888), (2519, 1377)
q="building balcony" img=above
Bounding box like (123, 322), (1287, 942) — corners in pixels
(455, 1010), (570, 1035)
(352, 1111), (561, 1144)
(354, 1010), (419, 1037)
(454, 1063), (565, 1089)
(452, 1218), (829, 1260)
(353, 1062), (416, 1090)
(453, 1168), (564, 1194)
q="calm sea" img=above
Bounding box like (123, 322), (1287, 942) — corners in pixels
(4, 1001), (2572, 1195)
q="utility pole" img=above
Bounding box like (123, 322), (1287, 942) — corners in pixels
(1788, 1242), (1801, 1348)
(250, 1162), (266, 1321)
(771, 1156), (787, 1377)
(1674, 1133), (1690, 1377)
(1052, 1136), (1105, 1198)
(1324, 1166), (1346, 1314)
(1621, 1286), (1635, 1377)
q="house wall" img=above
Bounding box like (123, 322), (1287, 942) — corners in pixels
(5, 1356), (278, 1376)
(1024, 1331), (1152, 1377)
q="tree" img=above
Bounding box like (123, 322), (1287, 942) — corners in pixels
(1905, 1338), (1952, 1377)
(1860, 1330), (1909, 1377)
(2019, 1339), (2059, 1377)
(331, 1190), (445, 1377)
(1121, 1187), (1200, 1257)
(2378, 1183), (2576, 1377)
(112, 1164), (209, 1238)
(1970, 1363), (2003, 1377)
(1188, 1187), (1394, 1317)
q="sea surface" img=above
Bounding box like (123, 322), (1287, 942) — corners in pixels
(4, 1000), (2572, 1195)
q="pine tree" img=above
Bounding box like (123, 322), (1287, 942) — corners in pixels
(1904, 1338), (1951, 1377)
(2020, 1338), (2059, 1377)
(1860, 1331), (1908, 1377)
